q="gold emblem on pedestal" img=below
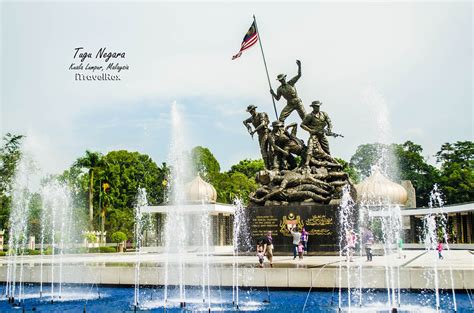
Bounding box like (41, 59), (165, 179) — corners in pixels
(279, 213), (304, 236)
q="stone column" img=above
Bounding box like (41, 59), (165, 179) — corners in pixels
(218, 213), (225, 246)
(468, 212), (473, 244)
(28, 236), (35, 250)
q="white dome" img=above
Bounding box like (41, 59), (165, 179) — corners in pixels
(185, 175), (217, 203)
(355, 169), (408, 206)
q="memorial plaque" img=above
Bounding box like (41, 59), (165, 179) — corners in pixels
(247, 204), (356, 254)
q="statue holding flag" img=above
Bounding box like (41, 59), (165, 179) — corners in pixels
(233, 17), (353, 206)
(270, 60), (307, 122)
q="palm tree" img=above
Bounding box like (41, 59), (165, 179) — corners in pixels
(100, 181), (112, 239)
(75, 151), (103, 227)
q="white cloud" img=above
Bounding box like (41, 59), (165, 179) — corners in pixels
(1, 1), (472, 174)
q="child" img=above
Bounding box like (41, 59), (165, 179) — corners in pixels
(437, 242), (443, 260)
(298, 242), (304, 260)
(301, 228), (309, 254)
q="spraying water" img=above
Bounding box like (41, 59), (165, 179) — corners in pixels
(422, 184), (457, 312)
(40, 179), (74, 301)
(5, 156), (36, 305)
(338, 185), (356, 311)
(163, 101), (190, 308)
(133, 187), (148, 309)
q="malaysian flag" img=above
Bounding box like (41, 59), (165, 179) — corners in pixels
(232, 21), (259, 60)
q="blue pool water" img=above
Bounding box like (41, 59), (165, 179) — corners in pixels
(0, 284), (472, 312)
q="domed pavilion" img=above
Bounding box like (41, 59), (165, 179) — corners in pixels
(355, 169), (409, 207)
(141, 175), (235, 252)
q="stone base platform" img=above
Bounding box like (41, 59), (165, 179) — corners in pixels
(0, 250), (472, 289)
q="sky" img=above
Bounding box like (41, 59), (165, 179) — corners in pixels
(1, 1), (472, 179)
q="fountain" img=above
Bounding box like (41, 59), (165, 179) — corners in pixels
(421, 184), (457, 312)
(0, 87), (471, 313)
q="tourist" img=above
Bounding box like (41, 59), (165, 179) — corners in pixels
(301, 227), (309, 254)
(263, 231), (274, 268)
(298, 241), (304, 260)
(345, 229), (356, 262)
(290, 226), (302, 260)
(437, 242), (444, 260)
(362, 227), (374, 262)
(256, 237), (265, 268)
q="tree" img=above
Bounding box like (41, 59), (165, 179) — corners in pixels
(98, 150), (166, 239)
(214, 172), (257, 204)
(335, 158), (360, 184)
(228, 159), (265, 179)
(394, 141), (440, 206)
(435, 141), (474, 204)
(349, 143), (398, 180)
(350, 141), (441, 206)
(190, 146), (220, 183)
(74, 151), (104, 227)
(111, 231), (127, 250)
(0, 133), (25, 232)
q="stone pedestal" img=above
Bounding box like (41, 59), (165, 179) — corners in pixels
(247, 203), (354, 253)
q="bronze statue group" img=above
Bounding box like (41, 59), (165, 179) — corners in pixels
(244, 60), (354, 206)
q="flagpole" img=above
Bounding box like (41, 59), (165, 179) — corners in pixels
(253, 15), (278, 120)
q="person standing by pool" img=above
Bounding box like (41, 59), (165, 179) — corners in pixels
(263, 231), (274, 268)
(362, 227), (374, 262)
(301, 228), (309, 254)
(437, 241), (444, 260)
(290, 226), (302, 260)
(345, 229), (356, 262)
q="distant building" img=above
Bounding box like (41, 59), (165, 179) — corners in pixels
(355, 170), (473, 244)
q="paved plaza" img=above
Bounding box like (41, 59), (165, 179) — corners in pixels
(0, 250), (472, 289)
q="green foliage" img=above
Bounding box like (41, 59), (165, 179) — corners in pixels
(228, 159), (264, 179)
(349, 143), (399, 180)
(335, 158), (360, 183)
(214, 172), (257, 204)
(111, 231), (127, 243)
(27, 192), (42, 240)
(435, 141), (474, 204)
(190, 146), (221, 183)
(0, 133), (24, 232)
(393, 141), (440, 206)
(44, 246), (53, 255)
(74, 150), (104, 227)
(88, 246), (117, 253)
(84, 232), (97, 243)
(350, 141), (441, 206)
(27, 249), (41, 255)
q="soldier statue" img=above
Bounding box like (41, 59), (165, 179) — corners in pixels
(268, 121), (305, 170)
(243, 105), (272, 168)
(270, 60), (306, 122)
(300, 100), (333, 167)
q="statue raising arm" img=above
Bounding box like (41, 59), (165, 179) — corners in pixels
(287, 60), (301, 86)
